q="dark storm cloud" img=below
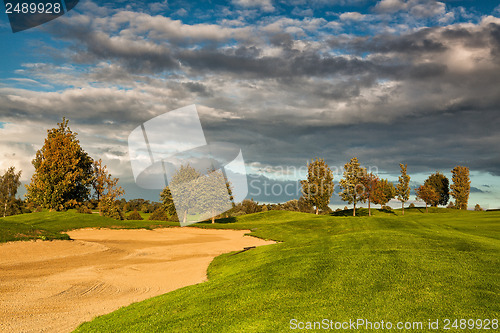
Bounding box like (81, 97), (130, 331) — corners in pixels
(6, 4), (500, 184)
(330, 28), (447, 54)
(470, 187), (487, 194)
(201, 105), (500, 177)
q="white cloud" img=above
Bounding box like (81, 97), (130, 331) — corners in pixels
(375, 0), (447, 19)
(232, 0), (275, 12)
(375, 0), (407, 13)
(339, 12), (366, 21)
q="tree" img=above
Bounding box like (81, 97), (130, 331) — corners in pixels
(197, 169), (233, 223)
(339, 157), (366, 217)
(91, 159), (108, 201)
(97, 171), (125, 220)
(0, 167), (22, 217)
(301, 158), (334, 215)
(373, 178), (396, 209)
(450, 166), (471, 210)
(415, 184), (439, 213)
(424, 172), (449, 206)
(360, 172), (381, 216)
(26, 118), (93, 210)
(396, 163), (411, 215)
(160, 186), (177, 219)
(168, 165), (202, 224)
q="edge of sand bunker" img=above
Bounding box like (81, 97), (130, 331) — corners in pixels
(0, 227), (276, 333)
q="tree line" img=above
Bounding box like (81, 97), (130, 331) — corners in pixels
(0, 119), (477, 221)
(300, 157), (472, 216)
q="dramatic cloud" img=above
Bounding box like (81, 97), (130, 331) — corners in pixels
(1, 0), (499, 206)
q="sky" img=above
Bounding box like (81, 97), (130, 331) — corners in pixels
(1, 0), (499, 209)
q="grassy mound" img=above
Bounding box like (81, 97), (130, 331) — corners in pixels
(0, 210), (178, 243)
(73, 209), (500, 332)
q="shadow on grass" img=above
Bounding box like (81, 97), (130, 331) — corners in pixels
(330, 208), (397, 217)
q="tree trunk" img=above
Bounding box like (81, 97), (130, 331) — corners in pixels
(401, 202), (404, 215)
(368, 199), (371, 217)
(183, 210), (187, 225)
(315, 207), (318, 215)
(425, 203), (428, 213)
(353, 203), (356, 217)
(3, 202), (6, 217)
(211, 216), (215, 224)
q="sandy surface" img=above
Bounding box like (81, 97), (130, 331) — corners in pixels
(0, 227), (274, 333)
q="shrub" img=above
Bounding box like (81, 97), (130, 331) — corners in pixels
(127, 210), (143, 220)
(409, 203), (416, 208)
(382, 205), (392, 210)
(148, 208), (169, 221)
(447, 201), (456, 209)
(99, 198), (125, 220)
(241, 199), (261, 214)
(77, 205), (93, 214)
(474, 204), (483, 211)
(141, 203), (155, 213)
(319, 206), (333, 215)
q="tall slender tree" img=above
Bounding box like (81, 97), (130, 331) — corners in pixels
(0, 167), (22, 217)
(26, 118), (93, 210)
(97, 169), (125, 220)
(91, 159), (108, 201)
(424, 172), (449, 206)
(396, 163), (411, 216)
(301, 158), (334, 215)
(450, 166), (471, 210)
(361, 172), (381, 216)
(339, 157), (366, 217)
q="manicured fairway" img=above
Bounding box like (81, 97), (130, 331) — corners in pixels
(68, 209), (499, 332)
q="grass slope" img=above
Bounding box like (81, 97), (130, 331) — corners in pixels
(0, 210), (177, 243)
(72, 209), (500, 332)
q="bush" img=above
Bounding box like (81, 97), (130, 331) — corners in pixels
(127, 210), (143, 220)
(447, 201), (456, 209)
(474, 204), (483, 211)
(381, 205), (392, 210)
(99, 198), (125, 220)
(241, 199), (261, 214)
(141, 203), (155, 213)
(409, 203), (415, 208)
(148, 208), (170, 221)
(77, 205), (93, 214)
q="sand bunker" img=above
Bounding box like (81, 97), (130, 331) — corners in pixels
(0, 227), (274, 333)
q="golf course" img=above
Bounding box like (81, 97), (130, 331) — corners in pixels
(1, 208), (498, 332)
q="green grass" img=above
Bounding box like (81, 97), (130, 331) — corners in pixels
(0, 210), (177, 242)
(1, 209), (498, 331)
(66, 209), (499, 332)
